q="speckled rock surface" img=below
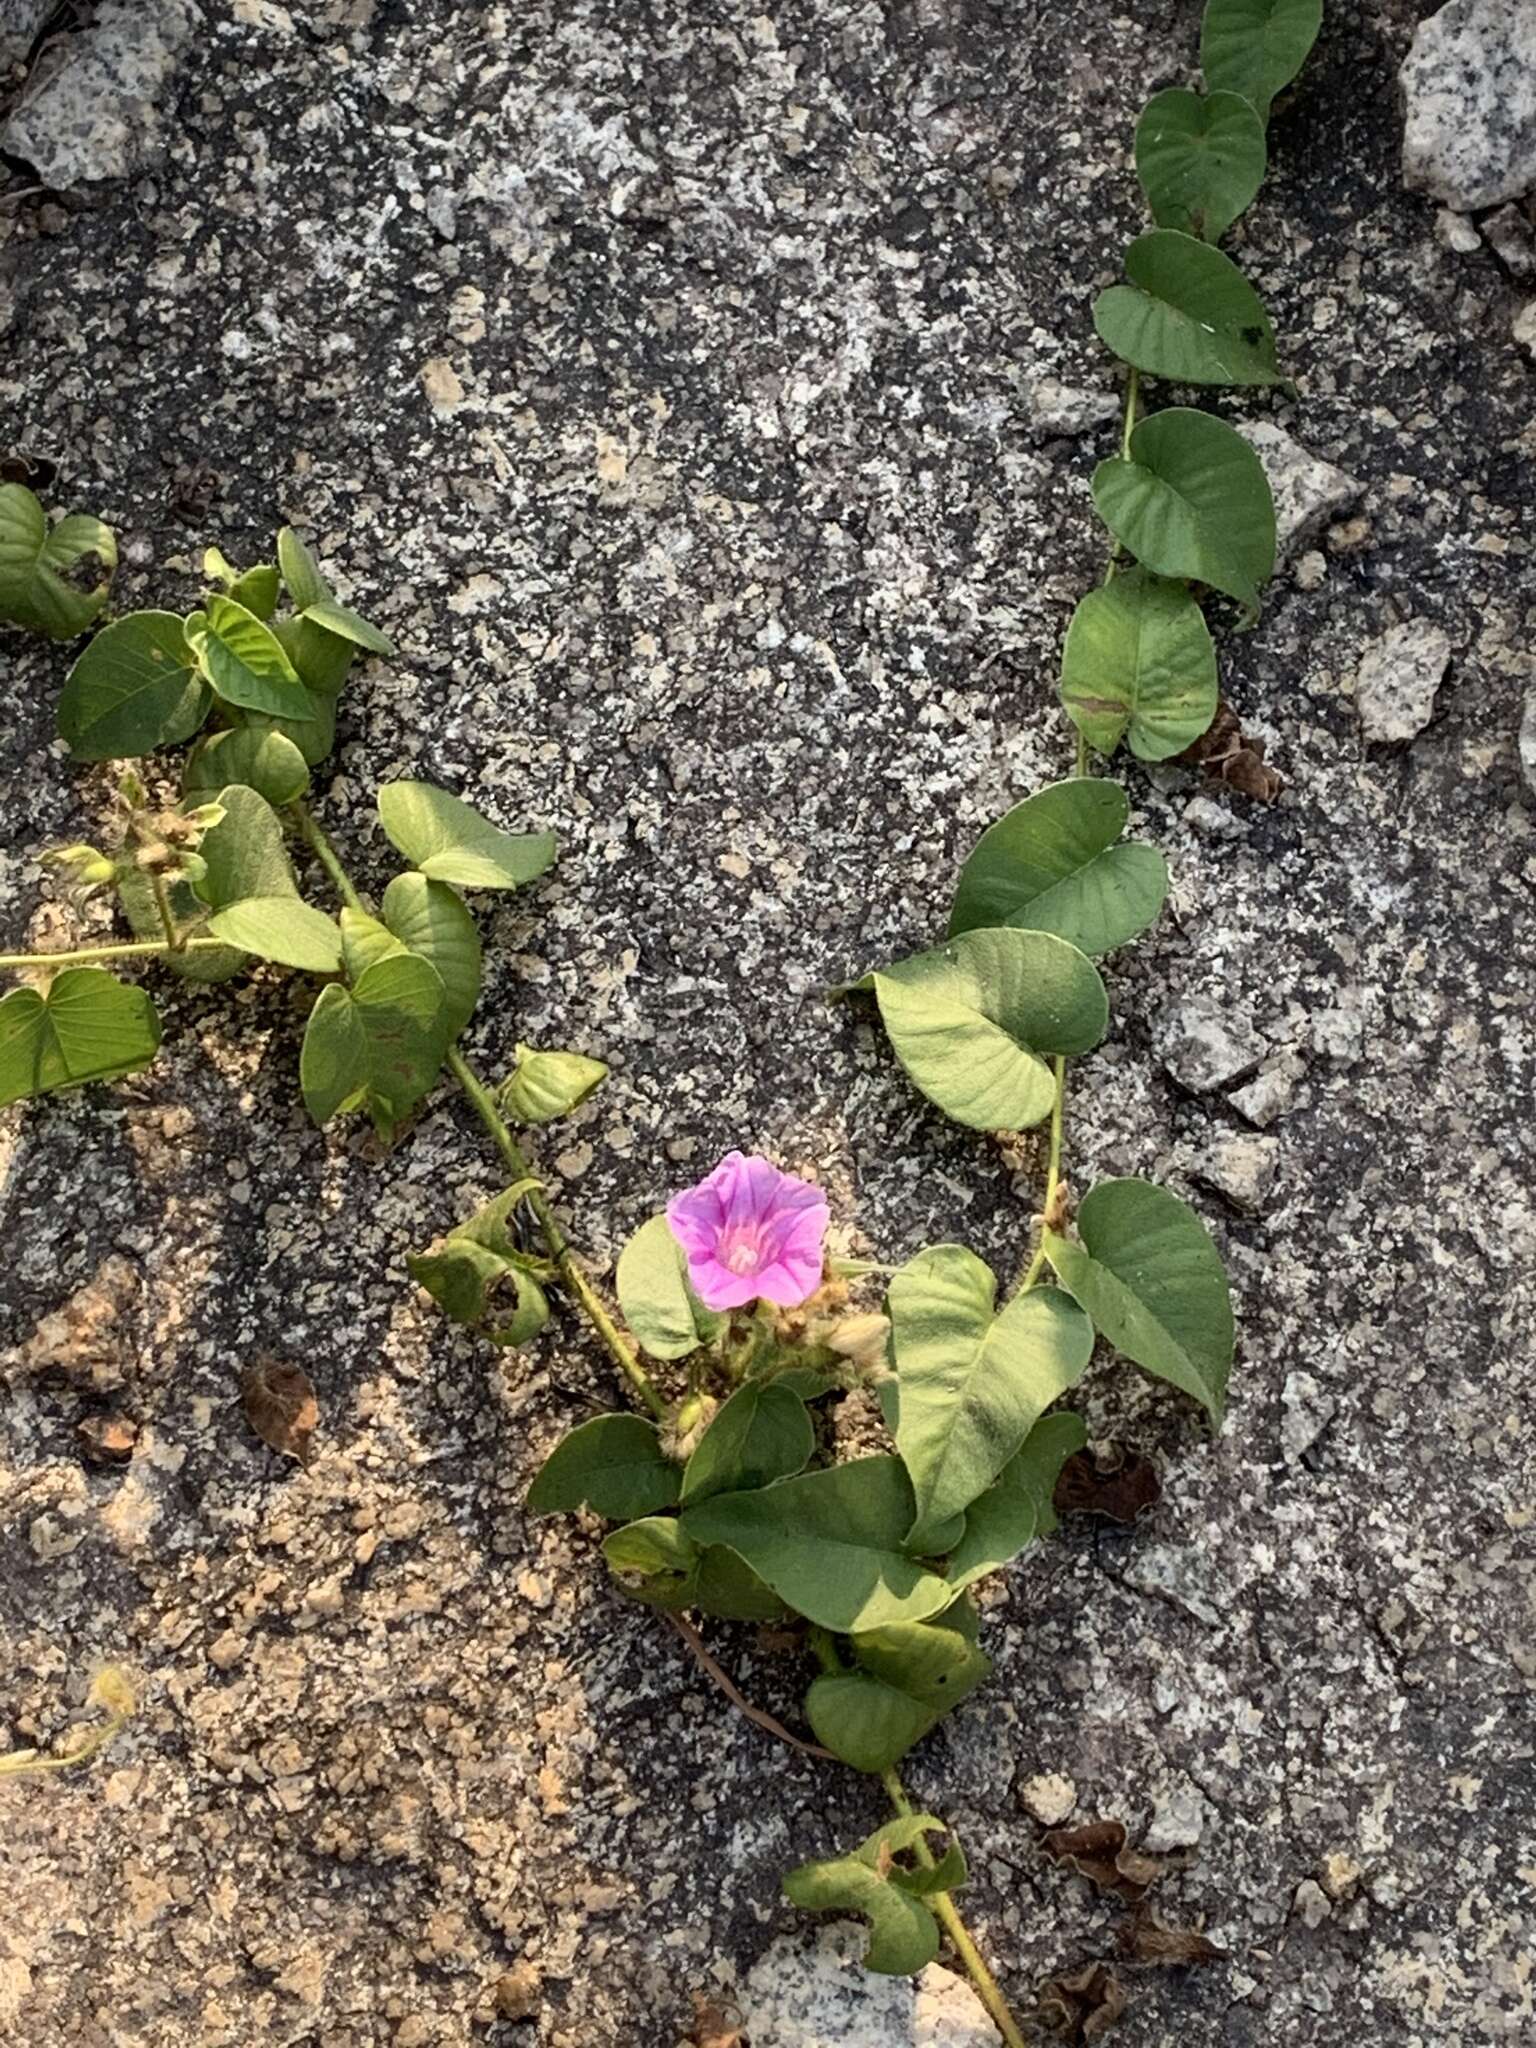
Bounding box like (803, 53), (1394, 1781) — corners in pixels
(1, 1), (199, 189)
(2, 4), (1534, 2046)
(1400, 0), (1536, 211)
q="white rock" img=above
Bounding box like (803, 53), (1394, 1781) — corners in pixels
(1354, 620), (1452, 742)
(1018, 1771), (1077, 1827)
(1514, 299), (1536, 357)
(1143, 1784), (1208, 1853)
(1124, 1544), (1225, 1628)
(1292, 1878), (1333, 1929)
(1281, 1372), (1336, 1461)
(1229, 1053), (1303, 1128)
(1483, 201), (1536, 274)
(1024, 377), (1119, 437)
(1194, 1133), (1281, 1212)
(1401, 0), (1536, 212)
(1158, 997), (1267, 1094)
(1237, 423), (1364, 564)
(2, 0), (197, 187)
(0, 0), (51, 69)
(1520, 688), (1536, 795)
(739, 1926), (1001, 2047)
(1433, 206), (1482, 252)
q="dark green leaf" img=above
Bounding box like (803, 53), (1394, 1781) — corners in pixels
(377, 781), (556, 891)
(602, 1515), (700, 1605)
(527, 1415), (682, 1519)
(115, 866), (246, 984)
(783, 1816), (965, 1974)
(805, 1672), (941, 1775)
(302, 596), (394, 657)
(808, 1605), (992, 1772)
(681, 1457), (955, 1632)
(1092, 409), (1276, 614)
(1093, 230), (1282, 387)
(1135, 87), (1267, 241)
(1045, 1177), (1234, 1423)
(380, 872), (482, 1041)
(228, 564), (280, 619)
(689, 1545), (788, 1621)
(946, 1411), (1090, 1591)
(0, 485), (117, 639)
(300, 953), (450, 1130)
(616, 1214), (727, 1360)
(680, 1382), (815, 1504)
(244, 691), (339, 767)
(948, 777), (1169, 953)
(1201, 0), (1323, 123)
(206, 896), (343, 973)
(193, 784), (299, 908)
(1060, 570), (1220, 761)
(500, 1045), (609, 1125)
(200, 594), (319, 719)
(885, 1246), (1095, 1548)
(409, 1237), (548, 1346)
(871, 928), (1108, 1132)
(57, 611), (206, 760)
(273, 613), (354, 695)
(182, 725), (310, 806)
(0, 968), (160, 1106)
(276, 526), (332, 611)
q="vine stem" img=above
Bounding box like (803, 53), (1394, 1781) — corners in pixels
(0, 936), (228, 971)
(880, 1768), (1031, 2048)
(1012, 1054), (1066, 1296)
(287, 798), (666, 1421)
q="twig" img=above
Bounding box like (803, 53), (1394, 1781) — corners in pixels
(666, 1612), (836, 1762)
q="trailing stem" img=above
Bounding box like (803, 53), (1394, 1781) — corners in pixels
(288, 799), (666, 1421)
(1013, 1054), (1067, 1296)
(0, 936), (228, 971)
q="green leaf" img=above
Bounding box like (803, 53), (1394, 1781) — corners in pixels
(1045, 1178), (1235, 1424)
(948, 777), (1169, 953)
(0, 485), (117, 638)
(206, 896), (343, 973)
(527, 1415), (682, 1519)
(681, 1457), (955, 1632)
(182, 725), (310, 806)
(276, 526), (332, 611)
(273, 613), (354, 696)
(193, 784), (300, 908)
(603, 1515), (701, 1605)
(871, 928), (1108, 1132)
(946, 1411), (1089, 1592)
(302, 596), (395, 657)
(0, 968), (160, 1106)
(616, 1214), (728, 1360)
(807, 1606), (992, 1773)
(680, 1382), (815, 1504)
(340, 906), (406, 980)
(500, 1045), (609, 1125)
(380, 872), (482, 1041)
(885, 1246), (1095, 1548)
(1135, 87), (1267, 242)
(300, 953), (450, 1131)
(1092, 409), (1277, 615)
(783, 1817), (965, 1974)
(689, 1545), (789, 1621)
(377, 781), (557, 891)
(409, 1237), (549, 1346)
(1093, 230), (1282, 388)
(200, 594), (319, 720)
(114, 866), (244, 983)
(244, 692), (339, 768)
(56, 611), (207, 760)
(1060, 569), (1220, 761)
(228, 563), (280, 619)
(1201, 0), (1323, 123)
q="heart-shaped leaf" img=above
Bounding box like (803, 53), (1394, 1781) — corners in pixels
(1201, 0), (1323, 123)
(783, 1816), (966, 1975)
(807, 1604), (992, 1773)
(194, 783), (301, 908)
(300, 952), (450, 1131)
(302, 595), (394, 656)
(244, 692), (339, 768)
(681, 1456), (955, 1633)
(871, 928), (1108, 1132)
(378, 781), (556, 891)
(948, 777), (1168, 952)
(1060, 569), (1220, 760)
(680, 1381), (815, 1504)
(885, 1246), (1095, 1548)
(408, 1182), (550, 1345)
(227, 563), (280, 619)
(1135, 87), (1267, 242)
(945, 1411), (1089, 1592)
(500, 1045), (609, 1125)
(1093, 230), (1282, 387)
(183, 724), (310, 806)
(206, 896), (343, 973)
(276, 526), (332, 611)
(617, 1214), (727, 1360)
(273, 613), (354, 695)
(339, 906), (407, 980)
(200, 594), (319, 719)
(0, 484), (117, 638)
(57, 611), (206, 759)
(1045, 1177), (1234, 1424)
(380, 872), (482, 1041)
(527, 1415), (681, 1519)
(1092, 409), (1276, 614)
(0, 969), (160, 1106)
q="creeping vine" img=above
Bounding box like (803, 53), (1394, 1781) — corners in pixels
(0, 3), (1323, 2035)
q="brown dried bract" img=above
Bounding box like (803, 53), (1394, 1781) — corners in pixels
(1119, 1906), (1225, 1967)
(1042, 1820), (1163, 1902)
(1178, 699), (1282, 802)
(686, 1994), (749, 2047)
(1053, 1444), (1161, 1524)
(76, 1413), (138, 1463)
(240, 1358), (318, 1465)
(1041, 1961), (1128, 2041)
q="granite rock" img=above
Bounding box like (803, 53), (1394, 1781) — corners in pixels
(1157, 997), (1268, 1094)
(1, 0), (197, 187)
(1237, 422), (1364, 564)
(737, 1928), (1000, 2048)
(1354, 619), (1453, 741)
(1401, 0), (1536, 211)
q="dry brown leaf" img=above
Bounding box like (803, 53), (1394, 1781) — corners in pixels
(1053, 1444), (1161, 1524)
(1041, 1961), (1128, 2041)
(1042, 1820), (1163, 1902)
(76, 1413), (138, 1463)
(686, 1994), (749, 2047)
(1177, 699), (1282, 802)
(1119, 1906), (1225, 1967)
(240, 1358), (318, 1465)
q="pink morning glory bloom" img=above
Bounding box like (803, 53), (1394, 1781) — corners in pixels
(665, 1151), (831, 1311)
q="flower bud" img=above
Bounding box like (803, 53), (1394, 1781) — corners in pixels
(500, 1045), (608, 1125)
(41, 843), (116, 890)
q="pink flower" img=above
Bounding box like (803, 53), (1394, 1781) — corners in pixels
(666, 1151), (831, 1311)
